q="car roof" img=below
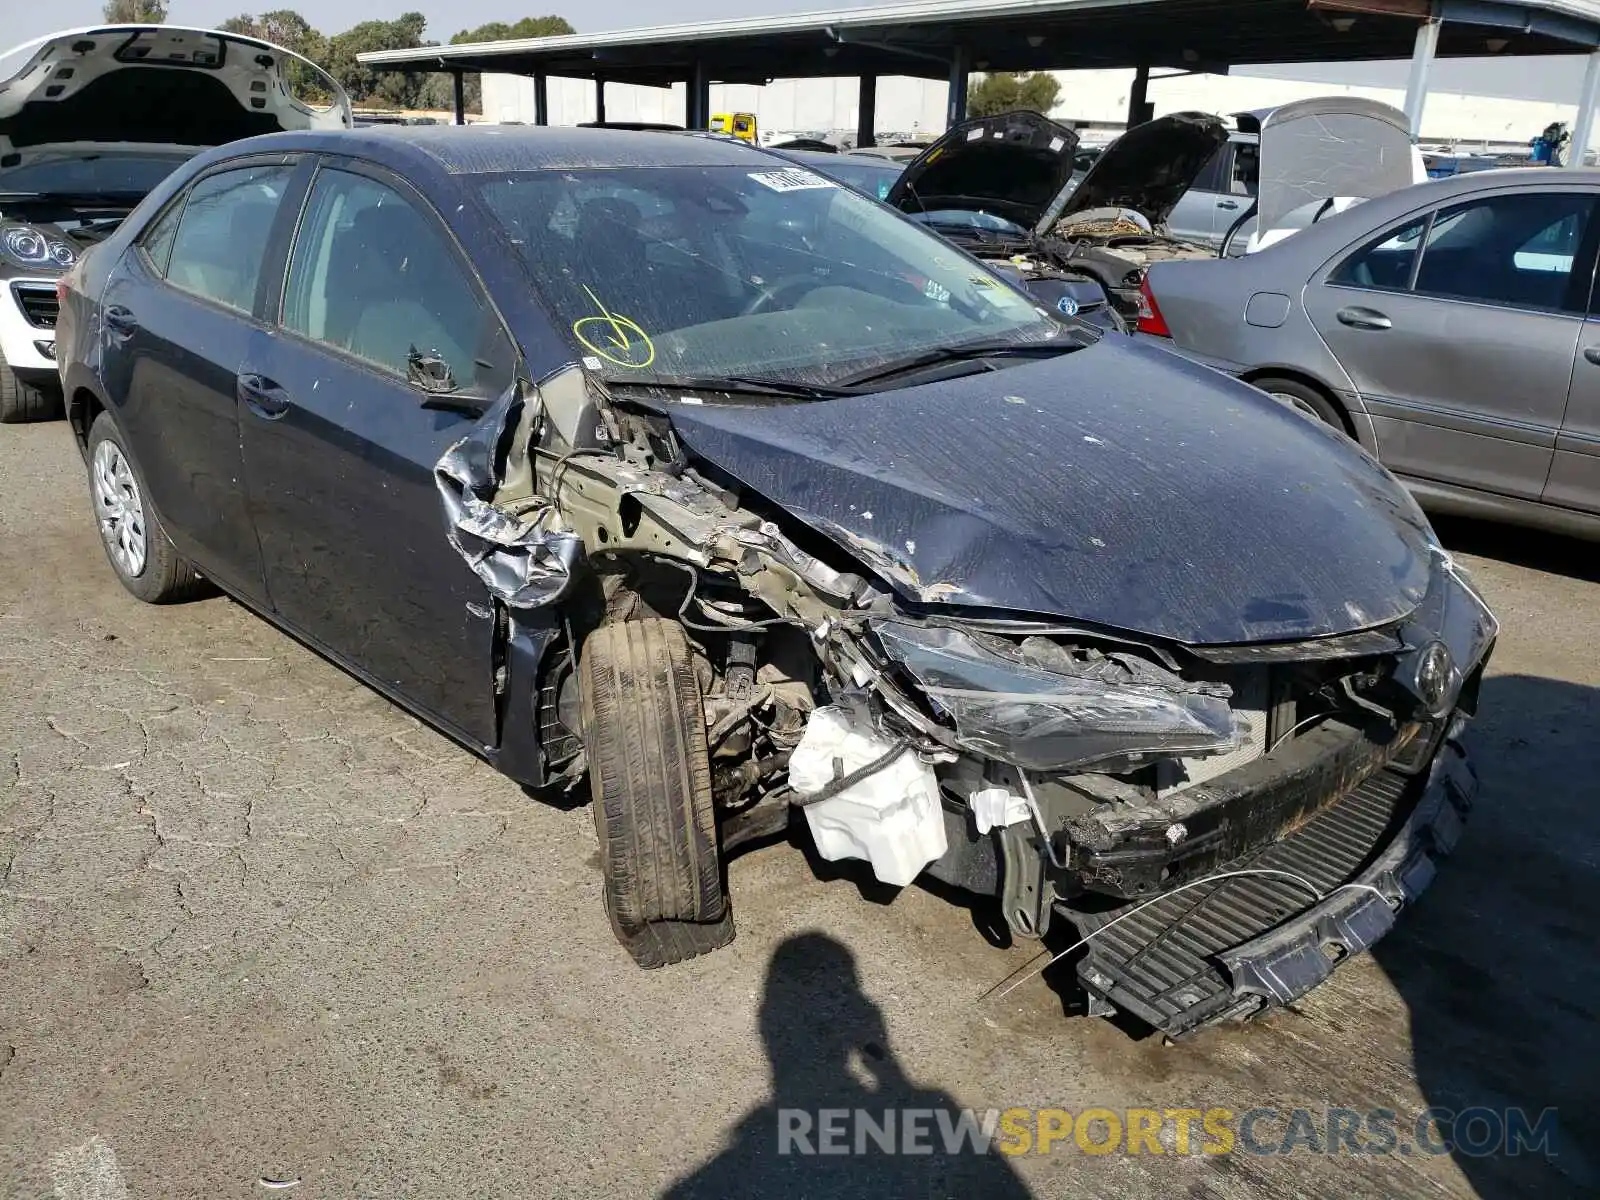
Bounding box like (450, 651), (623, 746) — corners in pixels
(213, 122), (774, 178)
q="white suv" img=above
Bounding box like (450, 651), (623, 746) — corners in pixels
(0, 22), (350, 420)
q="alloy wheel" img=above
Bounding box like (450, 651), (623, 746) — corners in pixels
(91, 438), (148, 578)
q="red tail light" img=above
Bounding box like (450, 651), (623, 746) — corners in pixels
(1135, 275), (1171, 337)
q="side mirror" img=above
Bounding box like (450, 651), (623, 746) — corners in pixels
(408, 346), (492, 416)
(407, 345), (457, 393)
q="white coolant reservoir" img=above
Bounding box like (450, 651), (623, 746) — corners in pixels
(788, 707), (947, 887)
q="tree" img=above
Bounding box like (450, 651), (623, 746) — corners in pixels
(323, 12), (432, 110)
(443, 17), (575, 115)
(451, 16), (574, 43)
(102, 0), (168, 21)
(966, 72), (1062, 118)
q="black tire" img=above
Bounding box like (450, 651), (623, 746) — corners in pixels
(580, 618), (734, 968)
(0, 350), (63, 423)
(86, 411), (209, 604)
(1252, 376), (1349, 434)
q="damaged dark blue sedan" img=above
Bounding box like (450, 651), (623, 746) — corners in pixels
(56, 126), (1496, 1037)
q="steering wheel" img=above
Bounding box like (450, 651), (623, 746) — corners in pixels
(742, 273), (825, 316)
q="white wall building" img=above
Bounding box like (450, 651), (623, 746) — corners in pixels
(481, 62), (1585, 150)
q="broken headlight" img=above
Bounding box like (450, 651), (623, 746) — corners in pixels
(873, 621), (1239, 772)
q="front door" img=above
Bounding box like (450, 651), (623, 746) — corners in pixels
(1548, 310), (1600, 514)
(1304, 187), (1598, 501)
(239, 161), (517, 747)
(98, 158), (301, 602)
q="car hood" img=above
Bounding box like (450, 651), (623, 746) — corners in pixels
(0, 24), (351, 167)
(666, 337), (1434, 646)
(1050, 112), (1229, 230)
(1246, 96), (1419, 233)
(886, 110), (1080, 231)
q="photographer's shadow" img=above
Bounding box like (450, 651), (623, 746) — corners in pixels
(663, 932), (1031, 1199)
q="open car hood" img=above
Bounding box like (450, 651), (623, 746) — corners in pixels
(886, 110), (1080, 231)
(1050, 112), (1228, 230)
(665, 337), (1434, 647)
(0, 25), (350, 171)
(1244, 96), (1419, 234)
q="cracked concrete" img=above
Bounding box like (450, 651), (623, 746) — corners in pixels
(1, 422), (1597, 1199)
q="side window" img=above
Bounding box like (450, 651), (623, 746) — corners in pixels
(1411, 191), (1593, 312)
(1230, 142), (1259, 197)
(281, 169), (494, 388)
(1331, 216), (1430, 291)
(137, 198), (183, 276)
(1188, 143), (1229, 194)
(163, 164), (295, 313)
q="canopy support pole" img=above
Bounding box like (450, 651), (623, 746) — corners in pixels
(533, 72), (548, 125)
(452, 70), (465, 125)
(1403, 18), (1441, 138)
(1570, 50), (1600, 167)
(688, 60), (711, 129)
(857, 73), (878, 148)
(1127, 62), (1150, 129)
(947, 46), (969, 129)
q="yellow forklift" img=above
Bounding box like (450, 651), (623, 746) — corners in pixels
(708, 112), (757, 142)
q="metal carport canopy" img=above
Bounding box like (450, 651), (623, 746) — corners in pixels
(358, 0), (1600, 85)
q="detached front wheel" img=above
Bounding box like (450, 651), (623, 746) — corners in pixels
(580, 618), (734, 968)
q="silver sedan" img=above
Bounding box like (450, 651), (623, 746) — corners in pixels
(1138, 168), (1600, 539)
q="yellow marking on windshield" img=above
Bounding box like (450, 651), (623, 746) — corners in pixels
(572, 284), (655, 369)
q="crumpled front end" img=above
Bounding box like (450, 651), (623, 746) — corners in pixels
(435, 362), (1495, 1035)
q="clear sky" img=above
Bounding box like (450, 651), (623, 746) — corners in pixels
(3, 0), (1591, 105)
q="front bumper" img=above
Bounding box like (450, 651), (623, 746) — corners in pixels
(0, 278), (59, 374)
(1070, 721), (1476, 1038)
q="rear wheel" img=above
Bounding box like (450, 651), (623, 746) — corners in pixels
(1253, 375), (1348, 434)
(580, 617), (734, 968)
(0, 348), (62, 423)
(86, 412), (209, 604)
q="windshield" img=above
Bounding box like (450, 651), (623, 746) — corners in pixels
(475, 164), (1064, 391)
(0, 151), (194, 199)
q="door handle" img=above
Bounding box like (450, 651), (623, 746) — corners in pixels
(1584, 345), (1600, 365)
(1217, 200), (1240, 210)
(103, 305), (138, 335)
(1336, 306), (1392, 331)
(236, 372), (290, 419)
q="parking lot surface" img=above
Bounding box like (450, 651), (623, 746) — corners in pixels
(2, 419), (1597, 1199)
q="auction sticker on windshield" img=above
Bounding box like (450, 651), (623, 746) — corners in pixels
(748, 169), (837, 192)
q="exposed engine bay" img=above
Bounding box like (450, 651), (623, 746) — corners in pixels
(887, 109), (1229, 324)
(434, 365), (1496, 1036)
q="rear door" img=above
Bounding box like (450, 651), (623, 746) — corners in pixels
(1304, 186), (1598, 501)
(98, 156), (304, 602)
(1166, 137), (1256, 249)
(238, 158), (517, 746)
(1165, 142), (1228, 246)
(1548, 270), (1600, 514)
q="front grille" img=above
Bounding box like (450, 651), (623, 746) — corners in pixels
(1072, 768), (1416, 1034)
(12, 283), (59, 329)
